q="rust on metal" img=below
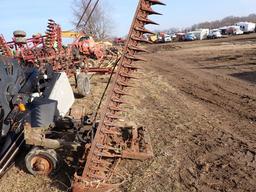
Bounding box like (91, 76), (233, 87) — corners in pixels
(0, 35), (12, 56)
(0, 0), (165, 190)
(24, 123), (81, 151)
(30, 155), (53, 175)
(0, 20), (120, 76)
(72, 0), (165, 191)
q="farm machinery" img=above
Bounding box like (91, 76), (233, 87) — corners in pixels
(0, 0), (164, 191)
(0, 19), (120, 95)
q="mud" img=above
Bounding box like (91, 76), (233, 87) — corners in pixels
(124, 33), (256, 192)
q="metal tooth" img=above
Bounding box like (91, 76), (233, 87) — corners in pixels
(47, 25), (55, 29)
(134, 26), (155, 34)
(106, 113), (121, 120)
(117, 80), (134, 87)
(104, 121), (118, 127)
(125, 54), (147, 61)
(137, 17), (159, 25)
(131, 36), (152, 44)
(111, 97), (127, 104)
(108, 106), (123, 111)
(122, 64), (141, 70)
(47, 25), (54, 29)
(146, 0), (166, 5)
(114, 88), (132, 96)
(119, 72), (139, 79)
(128, 45), (148, 53)
(48, 19), (55, 23)
(141, 5), (162, 15)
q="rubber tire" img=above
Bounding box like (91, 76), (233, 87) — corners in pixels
(25, 147), (58, 176)
(77, 73), (90, 97)
(13, 30), (26, 37)
(15, 37), (27, 44)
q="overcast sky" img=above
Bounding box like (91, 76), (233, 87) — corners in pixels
(0, 0), (256, 40)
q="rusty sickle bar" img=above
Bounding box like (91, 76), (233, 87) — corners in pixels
(73, 0), (165, 191)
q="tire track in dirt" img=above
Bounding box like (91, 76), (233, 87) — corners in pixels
(123, 36), (256, 192)
(1, 35), (256, 192)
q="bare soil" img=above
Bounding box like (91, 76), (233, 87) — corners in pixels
(1, 33), (256, 192)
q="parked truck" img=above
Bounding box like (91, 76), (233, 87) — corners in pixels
(235, 22), (256, 33)
(226, 26), (244, 35)
(148, 32), (172, 43)
(208, 29), (222, 39)
(158, 32), (172, 43)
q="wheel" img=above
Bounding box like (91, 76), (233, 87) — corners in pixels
(15, 37), (27, 44)
(13, 30), (26, 37)
(25, 147), (58, 176)
(76, 73), (90, 97)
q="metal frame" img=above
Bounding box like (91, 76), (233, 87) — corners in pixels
(0, 20), (120, 76)
(73, 1), (165, 191)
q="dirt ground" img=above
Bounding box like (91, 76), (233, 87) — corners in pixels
(1, 33), (256, 192)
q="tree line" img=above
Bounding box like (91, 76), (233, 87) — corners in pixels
(164, 14), (256, 33)
(191, 14), (256, 30)
(72, 1), (256, 39)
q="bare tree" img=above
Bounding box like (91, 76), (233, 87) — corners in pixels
(73, 0), (113, 40)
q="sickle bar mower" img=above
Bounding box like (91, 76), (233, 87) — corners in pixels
(73, 0), (165, 191)
(0, 0), (164, 191)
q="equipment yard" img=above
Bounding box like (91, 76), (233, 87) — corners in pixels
(1, 33), (255, 192)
